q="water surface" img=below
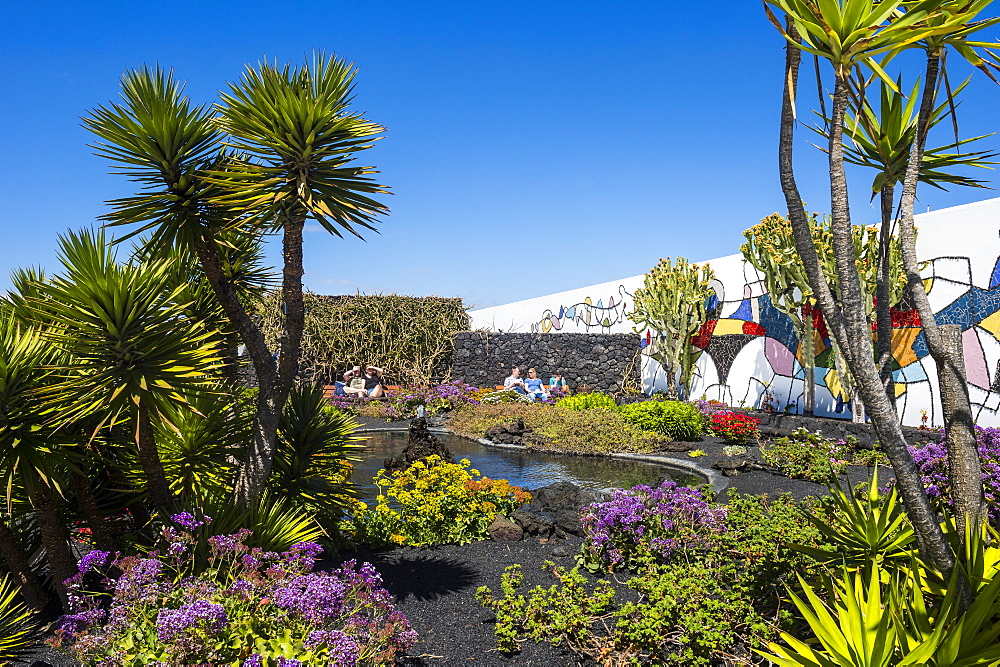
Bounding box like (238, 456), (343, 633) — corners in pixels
(352, 431), (704, 500)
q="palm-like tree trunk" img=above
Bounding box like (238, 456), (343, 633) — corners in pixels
(29, 480), (76, 612)
(897, 51), (984, 538)
(71, 473), (115, 552)
(777, 22), (954, 576)
(802, 309), (816, 417)
(229, 215), (308, 505)
(876, 185), (897, 412)
(136, 404), (173, 512)
(0, 515), (47, 610)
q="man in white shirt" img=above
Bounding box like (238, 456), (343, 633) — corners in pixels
(503, 366), (527, 395)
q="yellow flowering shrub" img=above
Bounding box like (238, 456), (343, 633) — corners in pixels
(342, 456), (532, 546)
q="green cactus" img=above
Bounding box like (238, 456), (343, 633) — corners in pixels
(631, 257), (715, 400)
(742, 212), (908, 410)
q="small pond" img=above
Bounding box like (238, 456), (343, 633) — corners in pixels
(351, 431), (705, 500)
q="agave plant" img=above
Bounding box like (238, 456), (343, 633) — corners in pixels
(186, 493), (324, 556)
(270, 384), (363, 518)
(789, 466), (915, 571)
(0, 573), (42, 663)
(761, 558), (1000, 666)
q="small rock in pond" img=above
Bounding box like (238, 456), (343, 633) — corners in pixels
(384, 417), (455, 472)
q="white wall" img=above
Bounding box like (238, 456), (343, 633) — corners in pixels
(470, 197), (1000, 427)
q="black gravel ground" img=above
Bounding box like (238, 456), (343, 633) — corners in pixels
(28, 419), (884, 666)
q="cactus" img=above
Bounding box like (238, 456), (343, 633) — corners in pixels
(742, 212), (907, 414)
(631, 257), (715, 400)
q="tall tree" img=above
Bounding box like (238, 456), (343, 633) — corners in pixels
(813, 74), (997, 409)
(83, 55), (389, 505)
(631, 257), (715, 400)
(764, 0), (958, 576)
(893, 0), (1000, 541)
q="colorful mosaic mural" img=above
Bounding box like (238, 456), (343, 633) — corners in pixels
(469, 199), (1000, 427)
(530, 284), (631, 333)
(665, 252), (1000, 425)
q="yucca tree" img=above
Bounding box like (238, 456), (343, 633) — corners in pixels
(813, 74), (997, 409)
(84, 55), (389, 506)
(0, 313), (76, 610)
(764, 0), (971, 577)
(890, 0), (1000, 544)
(32, 229), (223, 513)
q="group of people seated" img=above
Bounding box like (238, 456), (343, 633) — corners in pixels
(503, 366), (569, 401)
(333, 364), (386, 398)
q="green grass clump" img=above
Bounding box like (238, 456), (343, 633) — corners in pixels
(557, 392), (618, 411)
(618, 400), (704, 441)
(449, 403), (669, 454)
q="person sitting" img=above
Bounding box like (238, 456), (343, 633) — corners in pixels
(549, 371), (570, 395)
(524, 368), (548, 401)
(363, 364), (386, 398)
(335, 370), (367, 397)
(504, 366), (527, 394)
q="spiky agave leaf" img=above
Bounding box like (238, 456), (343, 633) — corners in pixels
(270, 383), (363, 517)
(0, 573), (42, 662)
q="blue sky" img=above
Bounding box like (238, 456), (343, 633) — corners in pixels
(3, 2), (1000, 308)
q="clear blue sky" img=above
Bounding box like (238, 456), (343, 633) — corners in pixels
(3, 2), (999, 308)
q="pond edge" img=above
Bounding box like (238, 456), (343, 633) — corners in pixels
(357, 424), (728, 493)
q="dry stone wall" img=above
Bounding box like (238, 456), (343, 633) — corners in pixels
(452, 332), (641, 394)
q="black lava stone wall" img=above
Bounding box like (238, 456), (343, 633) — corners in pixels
(452, 332), (642, 394)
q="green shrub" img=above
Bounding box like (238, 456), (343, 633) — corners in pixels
(618, 400), (704, 441)
(760, 427), (887, 482)
(556, 392), (618, 411)
(476, 492), (827, 665)
(449, 403), (670, 454)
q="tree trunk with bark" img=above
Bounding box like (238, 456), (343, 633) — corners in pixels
(876, 185), (898, 413)
(30, 481), (77, 611)
(776, 24), (955, 577)
(802, 309), (816, 417)
(896, 51), (984, 539)
(71, 473), (115, 552)
(0, 514), (47, 610)
(135, 404), (173, 513)
(231, 215), (307, 505)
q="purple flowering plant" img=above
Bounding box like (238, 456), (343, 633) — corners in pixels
(50, 511), (416, 666)
(578, 480), (728, 572)
(909, 426), (1000, 523)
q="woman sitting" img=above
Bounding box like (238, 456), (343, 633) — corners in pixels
(524, 368), (549, 402)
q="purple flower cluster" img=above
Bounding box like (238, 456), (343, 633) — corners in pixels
(171, 511), (211, 530)
(77, 550), (110, 574)
(52, 514), (417, 665)
(909, 426), (1000, 523)
(306, 629), (360, 664)
(581, 480), (728, 568)
(694, 398), (728, 420)
(156, 599), (228, 642)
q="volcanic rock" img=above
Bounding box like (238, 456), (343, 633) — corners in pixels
(383, 417), (456, 472)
